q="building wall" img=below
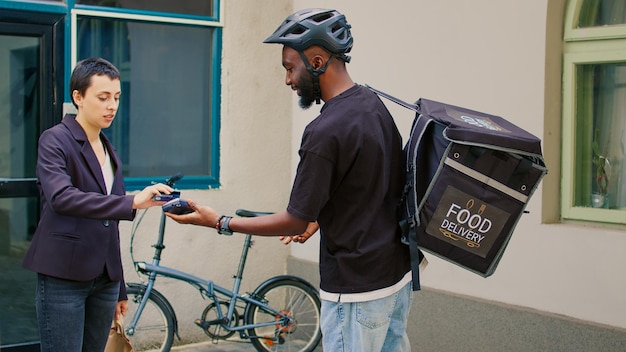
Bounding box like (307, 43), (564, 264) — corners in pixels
(119, 0), (296, 346)
(120, 0), (626, 347)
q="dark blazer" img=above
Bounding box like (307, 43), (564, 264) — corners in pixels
(22, 114), (135, 300)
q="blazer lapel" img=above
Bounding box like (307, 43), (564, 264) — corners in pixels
(62, 114), (108, 194)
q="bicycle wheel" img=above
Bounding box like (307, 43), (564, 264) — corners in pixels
(125, 285), (175, 352)
(245, 278), (321, 352)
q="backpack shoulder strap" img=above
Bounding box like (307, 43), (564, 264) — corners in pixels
(366, 84), (432, 292)
(365, 84), (420, 112)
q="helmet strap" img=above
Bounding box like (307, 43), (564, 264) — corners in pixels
(298, 51), (334, 104)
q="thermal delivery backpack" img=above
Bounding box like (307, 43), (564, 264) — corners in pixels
(368, 86), (547, 285)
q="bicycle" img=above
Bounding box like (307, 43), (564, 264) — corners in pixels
(124, 174), (322, 352)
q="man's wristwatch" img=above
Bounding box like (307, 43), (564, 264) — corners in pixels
(217, 215), (233, 236)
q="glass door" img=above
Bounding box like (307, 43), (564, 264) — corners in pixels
(0, 10), (63, 349)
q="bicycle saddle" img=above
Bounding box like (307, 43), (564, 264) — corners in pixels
(235, 209), (274, 218)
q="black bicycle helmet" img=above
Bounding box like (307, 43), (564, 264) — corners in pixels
(264, 8), (353, 61)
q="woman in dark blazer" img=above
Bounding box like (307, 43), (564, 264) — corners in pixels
(22, 57), (173, 352)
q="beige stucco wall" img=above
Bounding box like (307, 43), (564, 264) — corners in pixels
(119, 0), (296, 345)
(121, 1), (626, 345)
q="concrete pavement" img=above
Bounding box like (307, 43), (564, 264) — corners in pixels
(172, 339), (323, 351)
(171, 340), (255, 351)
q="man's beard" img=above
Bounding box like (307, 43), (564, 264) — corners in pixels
(298, 74), (316, 109)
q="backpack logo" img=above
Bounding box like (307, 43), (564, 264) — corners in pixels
(444, 106), (511, 133)
(425, 185), (510, 258)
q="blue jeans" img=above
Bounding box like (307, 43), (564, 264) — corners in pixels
(35, 273), (120, 352)
(320, 281), (413, 352)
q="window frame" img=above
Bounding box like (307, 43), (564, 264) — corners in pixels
(562, 0), (626, 224)
(564, 0), (626, 41)
(69, 5), (223, 190)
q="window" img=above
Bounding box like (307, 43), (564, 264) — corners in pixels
(76, 0), (216, 18)
(71, 3), (221, 190)
(562, 0), (626, 224)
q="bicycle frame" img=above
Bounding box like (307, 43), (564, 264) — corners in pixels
(127, 211), (294, 338)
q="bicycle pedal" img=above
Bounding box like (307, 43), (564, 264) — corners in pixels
(194, 319), (209, 329)
(195, 318), (226, 328)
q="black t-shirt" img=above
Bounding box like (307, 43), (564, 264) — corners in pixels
(287, 84), (411, 294)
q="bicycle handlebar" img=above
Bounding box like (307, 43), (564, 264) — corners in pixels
(129, 173), (183, 271)
(164, 173), (184, 187)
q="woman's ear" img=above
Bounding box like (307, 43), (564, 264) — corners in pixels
(71, 90), (82, 108)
